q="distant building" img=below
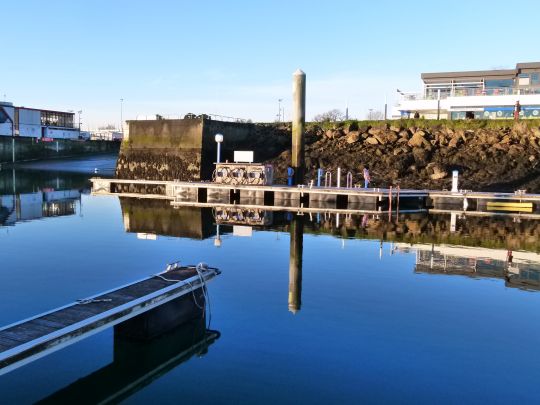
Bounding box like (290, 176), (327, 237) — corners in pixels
(0, 101), (80, 139)
(90, 129), (123, 141)
(393, 62), (540, 119)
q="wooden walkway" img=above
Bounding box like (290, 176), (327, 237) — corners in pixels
(0, 264), (220, 376)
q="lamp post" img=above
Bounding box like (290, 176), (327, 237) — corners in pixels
(215, 133), (224, 163)
(278, 99), (283, 122)
(120, 98), (124, 135)
(77, 110), (82, 131)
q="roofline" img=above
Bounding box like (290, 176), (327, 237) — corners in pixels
(421, 69), (516, 80)
(517, 62), (540, 69)
(15, 106), (75, 115)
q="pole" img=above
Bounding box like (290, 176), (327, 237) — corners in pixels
(120, 98), (124, 135)
(384, 94), (388, 120)
(437, 89), (441, 120)
(336, 167), (341, 188)
(288, 214), (303, 313)
(217, 142), (221, 163)
(292, 69), (306, 185)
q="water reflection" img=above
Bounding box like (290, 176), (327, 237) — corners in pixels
(118, 199), (540, 297)
(0, 169), (89, 227)
(37, 316), (220, 404)
(394, 243), (540, 292)
(288, 214), (303, 313)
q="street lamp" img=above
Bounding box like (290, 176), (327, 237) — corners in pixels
(215, 133), (224, 163)
(120, 98), (124, 135)
(77, 110), (82, 131)
(278, 99), (283, 122)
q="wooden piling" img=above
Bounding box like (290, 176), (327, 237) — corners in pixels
(292, 69), (306, 185)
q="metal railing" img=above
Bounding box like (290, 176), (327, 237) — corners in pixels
(133, 113), (252, 123)
(401, 86), (540, 101)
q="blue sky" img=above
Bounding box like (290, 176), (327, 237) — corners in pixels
(2, 0), (539, 128)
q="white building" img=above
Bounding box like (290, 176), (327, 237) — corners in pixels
(0, 102), (80, 139)
(393, 62), (540, 120)
(90, 129), (123, 141)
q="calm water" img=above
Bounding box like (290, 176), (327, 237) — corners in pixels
(1, 157), (540, 404)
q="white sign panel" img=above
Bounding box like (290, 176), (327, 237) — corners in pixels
(234, 151), (254, 163)
(233, 226), (253, 237)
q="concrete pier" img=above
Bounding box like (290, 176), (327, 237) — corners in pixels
(292, 69), (306, 185)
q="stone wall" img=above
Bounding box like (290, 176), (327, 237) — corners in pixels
(0, 137), (119, 164)
(117, 117), (540, 192)
(268, 120), (540, 192)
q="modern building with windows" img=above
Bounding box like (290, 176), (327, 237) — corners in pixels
(0, 101), (80, 139)
(393, 62), (540, 119)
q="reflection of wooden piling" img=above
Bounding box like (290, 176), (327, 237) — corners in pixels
(292, 69), (306, 185)
(288, 215), (303, 313)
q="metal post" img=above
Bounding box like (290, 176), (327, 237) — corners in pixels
(292, 69), (306, 185)
(388, 186), (392, 221)
(317, 168), (323, 187)
(437, 89), (441, 120)
(336, 167), (341, 188)
(452, 170), (458, 192)
(11, 137), (15, 163)
(384, 94), (388, 120)
(215, 133), (224, 163)
(346, 172), (353, 188)
(120, 98), (124, 136)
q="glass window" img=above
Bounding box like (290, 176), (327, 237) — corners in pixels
(485, 79), (514, 88)
(531, 73), (540, 85)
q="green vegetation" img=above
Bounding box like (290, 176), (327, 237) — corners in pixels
(305, 118), (540, 131)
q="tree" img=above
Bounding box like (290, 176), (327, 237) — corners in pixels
(313, 109), (344, 123)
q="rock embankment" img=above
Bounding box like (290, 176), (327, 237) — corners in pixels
(267, 120), (540, 192)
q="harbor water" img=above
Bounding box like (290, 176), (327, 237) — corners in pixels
(1, 156), (540, 404)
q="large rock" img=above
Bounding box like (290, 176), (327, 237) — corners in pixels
(365, 136), (379, 145)
(408, 131), (430, 148)
(346, 131), (360, 144)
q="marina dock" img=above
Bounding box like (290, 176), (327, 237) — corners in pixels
(0, 263), (220, 376)
(91, 178), (540, 215)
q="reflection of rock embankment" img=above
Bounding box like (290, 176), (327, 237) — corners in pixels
(302, 213), (540, 252)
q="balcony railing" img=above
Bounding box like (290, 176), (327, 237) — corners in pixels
(401, 86), (540, 101)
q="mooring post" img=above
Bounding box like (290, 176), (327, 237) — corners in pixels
(452, 170), (459, 192)
(288, 214), (303, 314)
(292, 69), (306, 186)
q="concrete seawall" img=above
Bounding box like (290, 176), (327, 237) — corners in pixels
(0, 137), (120, 165)
(116, 118), (289, 181)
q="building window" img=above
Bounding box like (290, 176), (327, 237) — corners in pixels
(485, 79), (514, 88)
(41, 111), (74, 128)
(531, 73), (540, 85)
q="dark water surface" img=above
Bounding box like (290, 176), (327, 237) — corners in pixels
(1, 158), (540, 404)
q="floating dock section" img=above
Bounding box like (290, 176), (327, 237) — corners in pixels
(0, 264), (220, 376)
(92, 178), (540, 215)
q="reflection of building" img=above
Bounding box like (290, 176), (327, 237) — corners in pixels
(394, 62), (540, 119)
(396, 243), (540, 292)
(0, 189), (80, 226)
(0, 101), (80, 139)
